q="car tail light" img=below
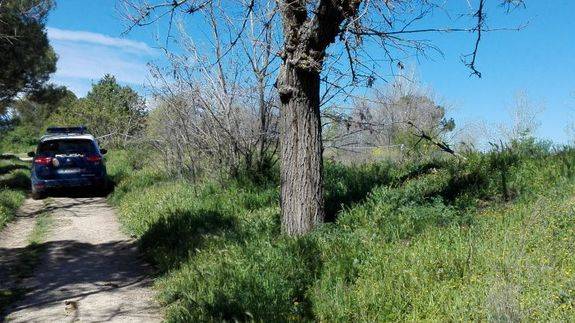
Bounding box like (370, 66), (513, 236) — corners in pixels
(34, 182), (46, 189)
(86, 155), (102, 163)
(33, 156), (52, 166)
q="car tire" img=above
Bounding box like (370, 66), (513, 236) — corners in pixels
(31, 190), (44, 200)
(95, 180), (109, 196)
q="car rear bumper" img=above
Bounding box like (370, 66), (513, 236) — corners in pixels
(33, 177), (106, 191)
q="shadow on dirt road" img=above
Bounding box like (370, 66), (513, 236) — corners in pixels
(0, 197), (161, 322)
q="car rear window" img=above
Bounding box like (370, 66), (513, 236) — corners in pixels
(38, 139), (97, 156)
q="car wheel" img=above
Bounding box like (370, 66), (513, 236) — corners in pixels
(95, 180), (109, 196)
(31, 189), (44, 200)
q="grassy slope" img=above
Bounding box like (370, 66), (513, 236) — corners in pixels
(107, 143), (575, 322)
(0, 158), (30, 229)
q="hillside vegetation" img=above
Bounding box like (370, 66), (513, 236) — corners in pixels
(0, 156), (29, 229)
(107, 139), (575, 321)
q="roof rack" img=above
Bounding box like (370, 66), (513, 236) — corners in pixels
(46, 126), (89, 135)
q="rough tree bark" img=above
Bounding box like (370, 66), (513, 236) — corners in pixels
(276, 0), (360, 235)
(277, 64), (324, 235)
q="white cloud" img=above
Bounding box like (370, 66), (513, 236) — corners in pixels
(46, 27), (158, 96)
(47, 27), (155, 55)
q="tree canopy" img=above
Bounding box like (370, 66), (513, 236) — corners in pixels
(14, 84), (76, 128)
(0, 0), (57, 111)
(49, 75), (146, 147)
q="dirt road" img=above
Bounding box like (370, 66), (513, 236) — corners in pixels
(0, 196), (161, 322)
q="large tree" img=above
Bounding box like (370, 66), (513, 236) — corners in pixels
(123, 0), (525, 235)
(49, 75), (146, 148)
(14, 84), (76, 128)
(0, 0), (57, 111)
(0, 84), (75, 150)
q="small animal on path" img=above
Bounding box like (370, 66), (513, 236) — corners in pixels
(64, 300), (79, 315)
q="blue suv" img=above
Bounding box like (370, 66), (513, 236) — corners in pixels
(28, 127), (108, 199)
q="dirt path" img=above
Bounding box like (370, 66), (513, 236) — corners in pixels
(0, 196), (162, 322)
(0, 199), (45, 293)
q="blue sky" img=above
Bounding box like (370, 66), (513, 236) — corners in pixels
(46, 0), (574, 144)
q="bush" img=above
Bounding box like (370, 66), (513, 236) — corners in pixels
(0, 124), (38, 153)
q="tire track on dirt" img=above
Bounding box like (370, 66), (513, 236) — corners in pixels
(1, 196), (161, 322)
(0, 199), (45, 293)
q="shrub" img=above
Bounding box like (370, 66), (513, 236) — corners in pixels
(0, 124), (38, 153)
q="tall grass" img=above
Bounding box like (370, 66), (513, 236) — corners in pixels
(0, 188), (25, 230)
(0, 158), (29, 229)
(107, 139), (575, 321)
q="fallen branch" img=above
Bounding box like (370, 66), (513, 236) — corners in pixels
(407, 121), (467, 161)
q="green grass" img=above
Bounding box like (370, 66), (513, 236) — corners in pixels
(310, 182), (575, 321)
(28, 205), (54, 245)
(0, 189), (25, 230)
(0, 157), (30, 230)
(107, 140), (575, 322)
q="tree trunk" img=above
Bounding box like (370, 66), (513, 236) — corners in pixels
(257, 74), (268, 171)
(277, 63), (325, 236)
